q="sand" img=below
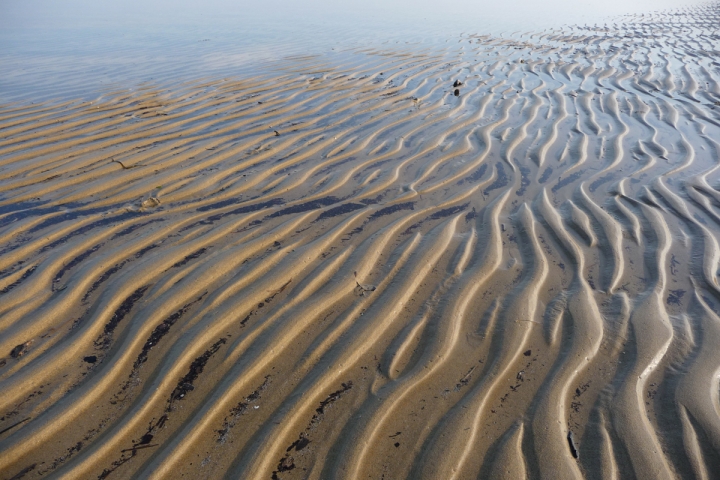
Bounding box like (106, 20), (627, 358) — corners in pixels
(1, 3), (720, 479)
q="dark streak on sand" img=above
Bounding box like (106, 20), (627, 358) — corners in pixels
(483, 163), (508, 195)
(457, 164), (488, 186)
(589, 173), (618, 193)
(272, 382), (353, 479)
(94, 286), (150, 350)
(216, 375), (271, 443)
(82, 262), (130, 303)
(429, 203), (469, 220)
(0, 265), (37, 294)
(167, 337), (227, 409)
(53, 243), (104, 287)
(369, 202), (415, 220)
(552, 171), (585, 193)
(170, 247), (209, 268)
(316, 203), (366, 220)
(0, 417), (30, 436)
(516, 165), (531, 196)
(539, 167), (553, 184)
(132, 292), (208, 371)
(239, 279), (292, 327)
(100, 337), (228, 479)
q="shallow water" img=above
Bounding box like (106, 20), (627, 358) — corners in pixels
(0, 0), (708, 100)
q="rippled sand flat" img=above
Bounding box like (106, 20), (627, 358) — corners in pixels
(1, 3), (720, 479)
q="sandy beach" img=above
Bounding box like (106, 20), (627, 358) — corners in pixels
(1, 1), (720, 478)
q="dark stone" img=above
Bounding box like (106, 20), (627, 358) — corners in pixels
(10, 343), (29, 359)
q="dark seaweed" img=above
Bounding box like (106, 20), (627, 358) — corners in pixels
(53, 244), (103, 286)
(360, 195), (383, 205)
(171, 248), (208, 268)
(539, 167), (553, 184)
(403, 223), (420, 235)
(483, 163), (508, 195)
(316, 382), (353, 415)
(94, 286), (149, 349)
(316, 203), (366, 220)
(273, 381), (353, 480)
(429, 203), (469, 220)
(552, 170), (585, 193)
(134, 244), (159, 258)
(465, 207), (477, 223)
(0, 265), (37, 294)
(98, 451), (135, 478)
(238, 280), (292, 328)
(100, 337), (229, 478)
(82, 261), (129, 303)
(132, 292), (207, 370)
(216, 375), (271, 443)
(589, 173), (617, 193)
(516, 165), (531, 196)
(0, 234), (31, 258)
(345, 226), (364, 238)
(457, 164), (488, 186)
(167, 337), (226, 409)
(667, 289), (686, 306)
(368, 202), (415, 220)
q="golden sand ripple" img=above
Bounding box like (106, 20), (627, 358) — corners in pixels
(1, 4), (720, 479)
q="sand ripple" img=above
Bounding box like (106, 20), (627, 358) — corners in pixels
(1, 4), (720, 479)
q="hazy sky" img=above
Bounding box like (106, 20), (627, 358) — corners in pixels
(1, 0), (707, 31)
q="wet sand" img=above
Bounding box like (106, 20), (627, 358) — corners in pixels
(1, 3), (720, 479)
